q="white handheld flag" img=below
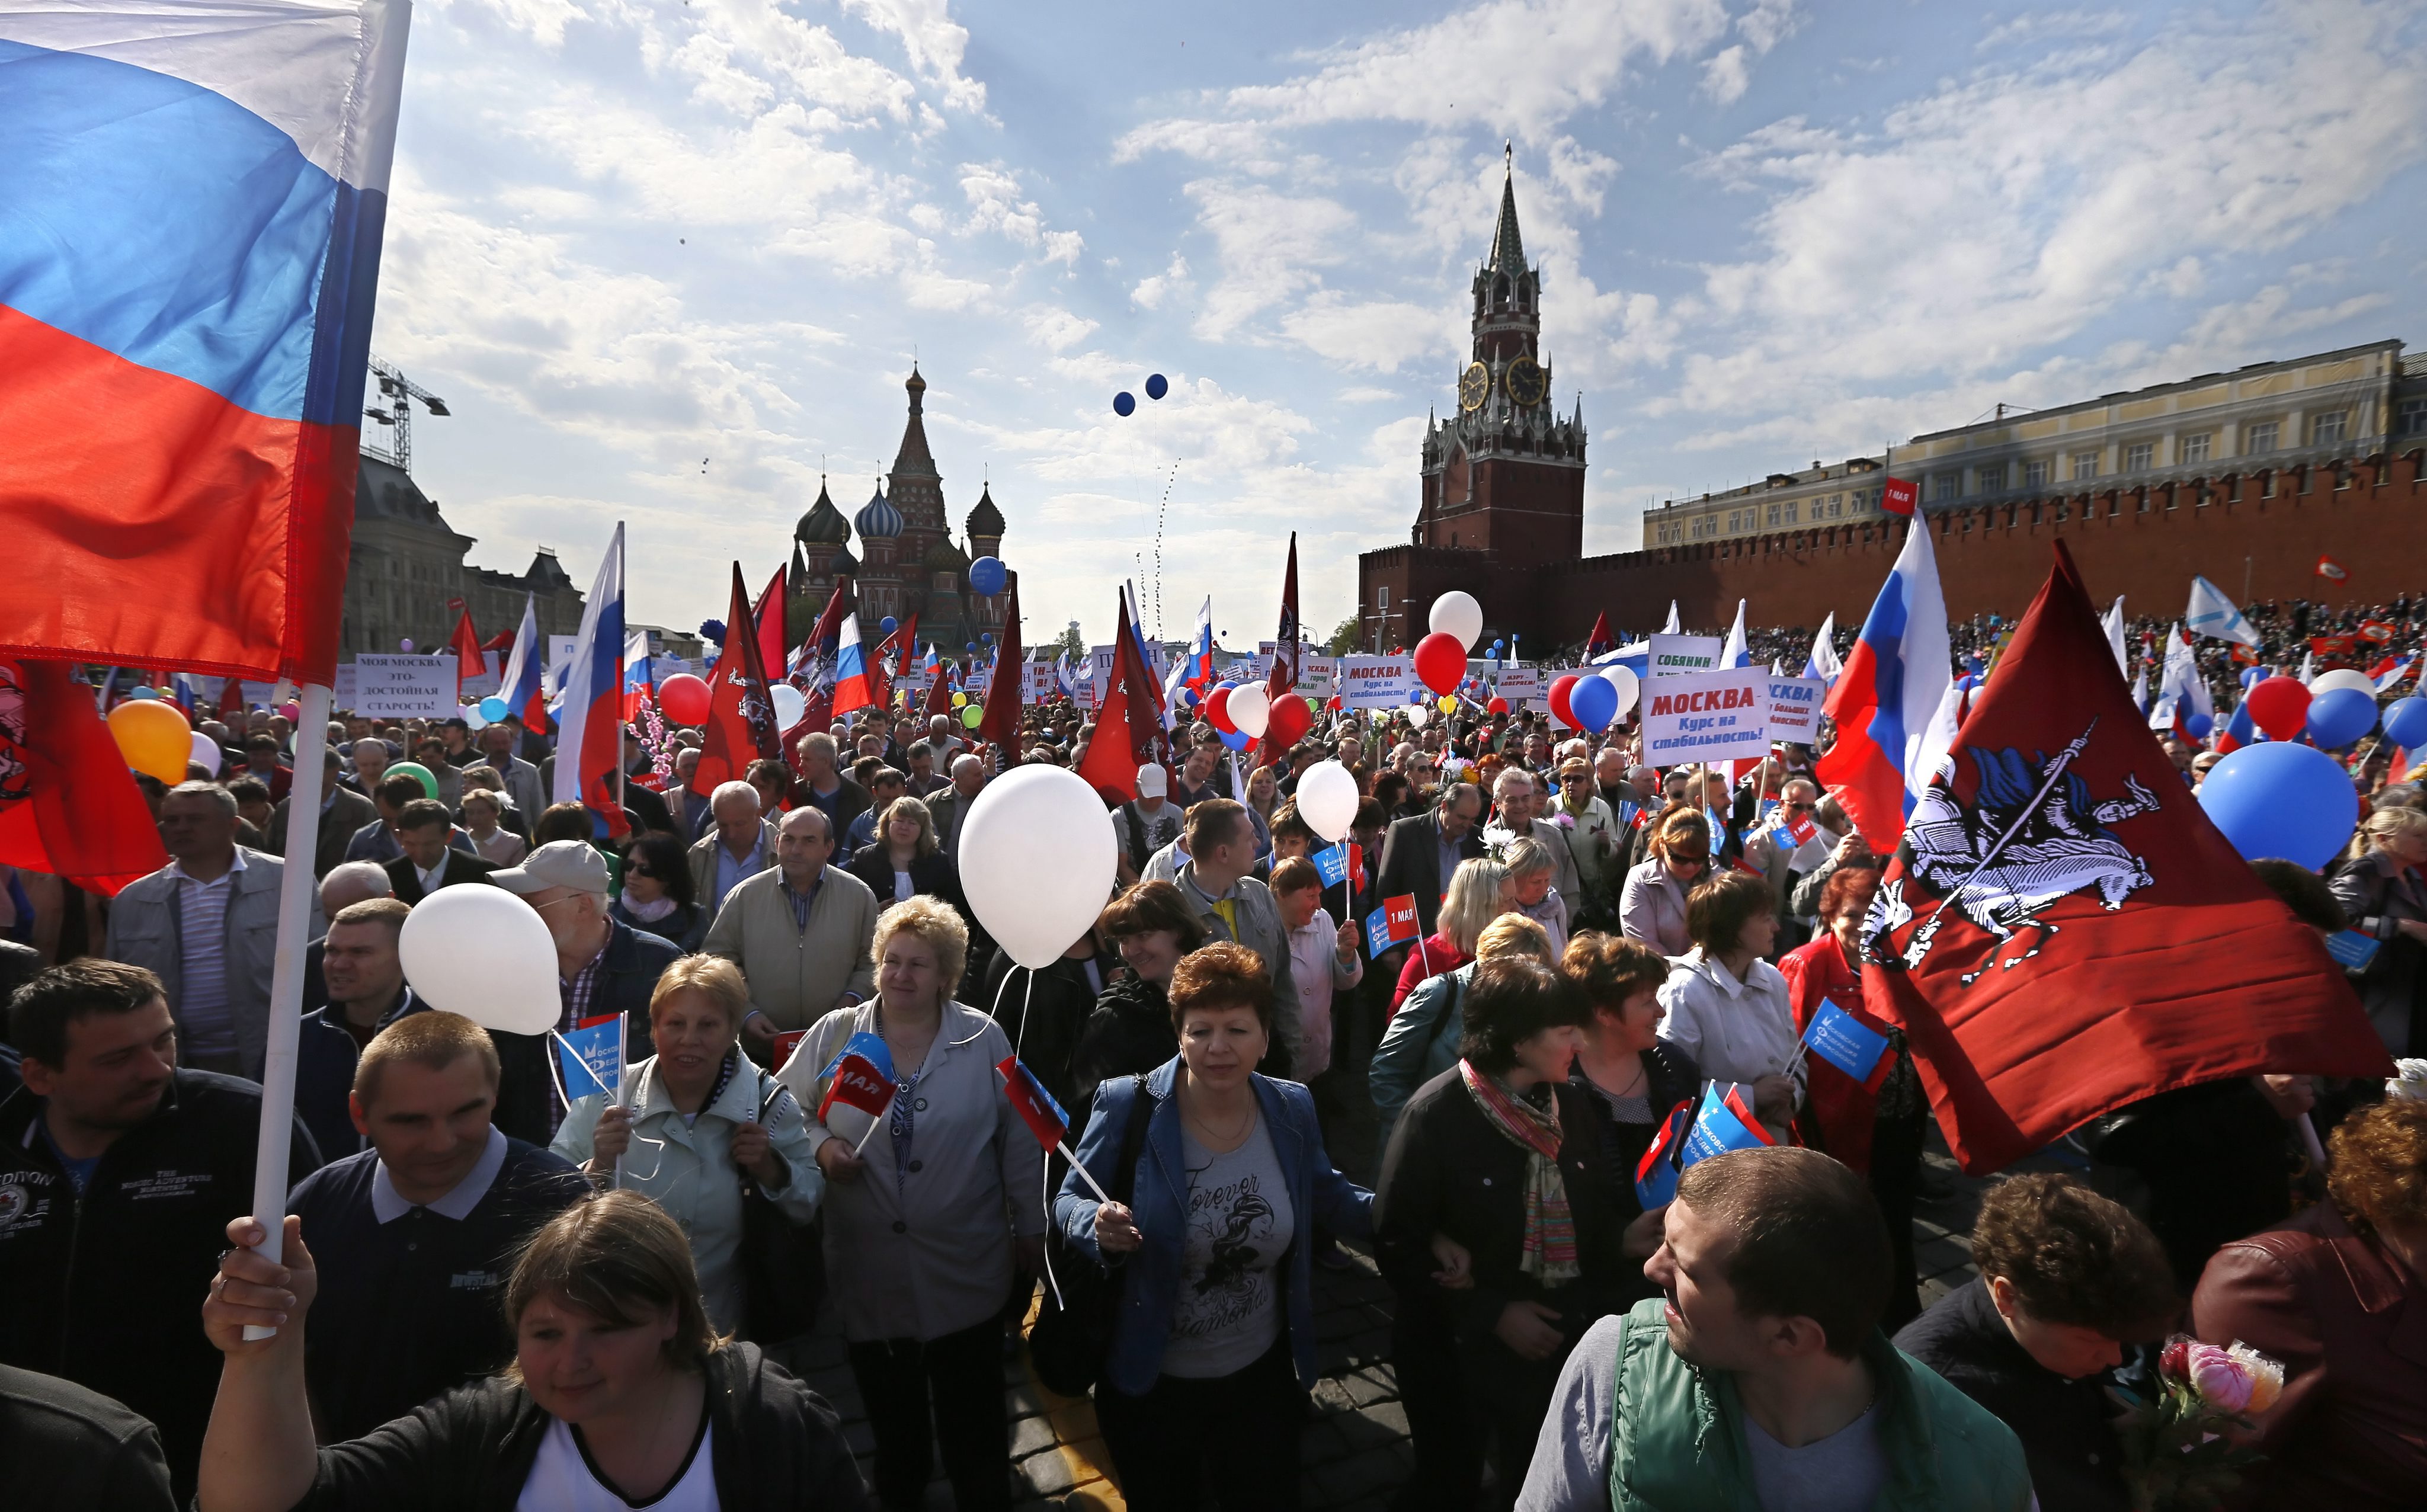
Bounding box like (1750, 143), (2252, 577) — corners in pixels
(2101, 595), (2128, 676)
(2185, 576), (2260, 649)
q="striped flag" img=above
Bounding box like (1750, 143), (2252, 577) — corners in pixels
(552, 525), (627, 838)
(1816, 513), (1951, 851)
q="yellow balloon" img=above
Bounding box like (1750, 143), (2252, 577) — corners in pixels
(108, 697), (194, 783)
(951, 692), (968, 707)
(1437, 694), (1457, 713)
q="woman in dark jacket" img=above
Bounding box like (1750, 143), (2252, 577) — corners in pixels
(611, 831), (705, 952)
(981, 920), (1118, 1119)
(1559, 930), (1698, 1249)
(1374, 957), (1652, 1512)
(843, 795), (965, 916)
(2326, 806), (2427, 1055)
(1070, 882), (1206, 1107)
(197, 1190), (869, 1512)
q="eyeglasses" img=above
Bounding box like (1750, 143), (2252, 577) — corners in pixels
(1669, 851), (1710, 867)
(627, 866), (656, 880)
(1783, 801), (1816, 812)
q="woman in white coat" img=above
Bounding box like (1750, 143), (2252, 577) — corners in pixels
(1655, 867), (1803, 1140)
(553, 954), (821, 1336)
(782, 894), (1045, 1512)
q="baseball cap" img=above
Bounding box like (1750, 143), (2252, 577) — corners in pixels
(489, 840), (611, 896)
(1135, 763), (1168, 798)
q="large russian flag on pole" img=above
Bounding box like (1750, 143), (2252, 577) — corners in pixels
(497, 592), (549, 732)
(1817, 511), (1951, 852)
(553, 524), (627, 838)
(830, 612), (873, 716)
(0, 0), (410, 684)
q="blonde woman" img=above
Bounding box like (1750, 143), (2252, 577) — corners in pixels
(2327, 805), (2427, 1054)
(1371, 913), (1555, 1131)
(843, 794), (965, 916)
(1390, 856), (1512, 1017)
(1501, 836), (1568, 960)
(457, 783), (526, 866)
(782, 895), (1042, 1512)
(1618, 805), (1711, 958)
(552, 956), (821, 1337)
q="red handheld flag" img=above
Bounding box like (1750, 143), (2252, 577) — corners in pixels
(1880, 476), (1917, 517)
(1862, 542), (2388, 1174)
(0, 660), (169, 895)
(1076, 587), (1173, 807)
(449, 607), (484, 693)
(996, 1056), (1070, 1152)
(752, 565), (789, 691)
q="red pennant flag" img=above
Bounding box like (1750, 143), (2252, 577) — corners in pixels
(688, 566), (783, 800)
(217, 672), (247, 720)
(448, 606), (484, 694)
(974, 580), (1023, 758)
(1585, 611), (1613, 660)
(0, 660), (170, 895)
(752, 566), (788, 687)
(2314, 555), (2348, 582)
(1257, 533), (1300, 768)
(870, 611), (915, 717)
(1076, 588), (1173, 807)
(1880, 476), (1917, 516)
(923, 646), (953, 722)
(790, 578), (853, 755)
(1862, 542), (2389, 1174)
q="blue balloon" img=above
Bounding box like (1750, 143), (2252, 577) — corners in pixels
(879, 616), (898, 635)
(2384, 696), (2427, 749)
(1219, 727), (1251, 752)
(2240, 665), (2269, 691)
(1145, 373), (1168, 401)
(1113, 391), (1136, 417)
(699, 619), (726, 645)
(969, 556), (1006, 596)
(1180, 688), (1199, 708)
(478, 696), (510, 722)
(2182, 710), (2214, 739)
(981, 632), (994, 645)
(2197, 741), (2359, 869)
(129, 685), (158, 700)
(2305, 687), (2378, 748)
(965, 640), (977, 652)
(1568, 673), (1619, 732)
(1408, 689), (1426, 706)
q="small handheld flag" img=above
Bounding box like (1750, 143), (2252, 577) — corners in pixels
(1633, 1098), (1694, 1209)
(1313, 842), (1352, 888)
(1880, 476), (1917, 516)
(1801, 994), (1892, 1090)
(997, 1056), (1070, 1152)
(554, 1013), (625, 1099)
(2325, 930), (2381, 973)
(1365, 893), (1420, 957)
(815, 1032), (899, 1126)
(1678, 1082), (1776, 1168)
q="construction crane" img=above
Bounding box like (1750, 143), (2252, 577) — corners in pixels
(363, 357), (450, 473)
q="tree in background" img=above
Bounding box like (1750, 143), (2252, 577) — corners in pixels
(1052, 619), (1086, 661)
(1326, 617), (1359, 655)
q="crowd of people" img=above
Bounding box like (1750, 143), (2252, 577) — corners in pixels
(3, 641), (2424, 1512)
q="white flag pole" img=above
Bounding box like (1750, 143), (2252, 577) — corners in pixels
(242, 681), (331, 1340)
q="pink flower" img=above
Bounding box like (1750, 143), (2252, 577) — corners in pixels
(2186, 1343), (2253, 1414)
(2229, 1342), (2284, 1414)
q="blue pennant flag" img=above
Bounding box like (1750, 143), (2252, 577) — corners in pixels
(556, 1014), (624, 1099)
(1678, 1082), (1775, 1168)
(1314, 841), (1352, 888)
(2325, 930), (2381, 973)
(1802, 994), (1891, 1085)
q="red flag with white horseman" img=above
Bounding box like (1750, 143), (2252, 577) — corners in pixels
(1861, 542), (2388, 1174)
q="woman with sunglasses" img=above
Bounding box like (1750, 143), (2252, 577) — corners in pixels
(613, 831), (705, 952)
(1617, 806), (1710, 959)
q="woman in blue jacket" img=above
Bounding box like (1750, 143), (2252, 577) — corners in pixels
(1055, 941), (1372, 1511)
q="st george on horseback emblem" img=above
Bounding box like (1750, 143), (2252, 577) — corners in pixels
(1865, 716), (2166, 985)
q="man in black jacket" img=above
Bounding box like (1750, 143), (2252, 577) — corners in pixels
(382, 799), (501, 904)
(0, 960), (320, 1500)
(1375, 783), (1487, 938)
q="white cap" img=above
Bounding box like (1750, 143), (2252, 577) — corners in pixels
(1135, 763), (1168, 797)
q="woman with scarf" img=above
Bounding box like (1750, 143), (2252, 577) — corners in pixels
(1374, 957), (1642, 1512)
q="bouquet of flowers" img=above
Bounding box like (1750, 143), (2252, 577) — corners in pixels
(2111, 1335), (2285, 1510)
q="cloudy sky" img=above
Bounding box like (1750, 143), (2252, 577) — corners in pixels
(369, 0), (2427, 649)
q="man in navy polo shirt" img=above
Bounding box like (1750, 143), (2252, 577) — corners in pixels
(287, 1011), (588, 1441)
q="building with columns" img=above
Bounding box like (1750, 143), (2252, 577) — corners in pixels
(341, 455), (587, 657)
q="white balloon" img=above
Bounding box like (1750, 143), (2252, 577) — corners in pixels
(188, 731), (223, 776)
(770, 682), (808, 729)
(1228, 683), (1271, 739)
(460, 704), (489, 732)
(398, 887), (562, 1036)
(1430, 591), (1485, 651)
(2308, 668), (2377, 699)
(1599, 664), (1641, 719)
(1295, 760), (1360, 843)
(1407, 703), (1432, 729)
(956, 764), (1120, 970)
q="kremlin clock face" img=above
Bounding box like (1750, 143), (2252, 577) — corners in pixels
(1504, 355), (1547, 408)
(1458, 361), (1490, 411)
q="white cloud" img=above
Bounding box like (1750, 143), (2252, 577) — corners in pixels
(1182, 181), (1356, 339)
(1279, 294), (1456, 373)
(1700, 44), (1750, 104)
(1131, 253), (1192, 310)
(959, 163), (1084, 264)
(1022, 306), (1099, 352)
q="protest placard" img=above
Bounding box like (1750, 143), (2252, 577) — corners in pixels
(351, 654), (456, 717)
(1339, 653), (1413, 709)
(1765, 675), (1827, 742)
(1647, 634), (1723, 677)
(1640, 666), (1772, 764)
(1497, 665), (1546, 709)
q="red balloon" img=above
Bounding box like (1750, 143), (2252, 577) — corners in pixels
(1547, 674), (1580, 731)
(2245, 675), (2311, 742)
(1267, 693), (1312, 747)
(1487, 697), (1510, 715)
(1205, 685), (1236, 734)
(658, 673), (711, 724)
(1414, 632), (1467, 695)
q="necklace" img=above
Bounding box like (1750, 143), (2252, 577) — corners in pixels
(1182, 1084), (1254, 1146)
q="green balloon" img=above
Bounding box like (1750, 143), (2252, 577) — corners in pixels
(961, 706), (984, 728)
(389, 761), (439, 799)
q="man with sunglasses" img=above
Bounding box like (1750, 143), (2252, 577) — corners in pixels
(1742, 776), (1826, 953)
(1549, 759), (1620, 927)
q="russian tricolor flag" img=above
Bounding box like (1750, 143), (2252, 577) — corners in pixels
(552, 524), (627, 838)
(0, 1), (411, 684)
(831, 613), (872, 716)
(498, 592), (549, 733)
(1817, 515), (1951, 851)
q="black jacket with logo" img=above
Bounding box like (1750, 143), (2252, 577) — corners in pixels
(0, 1069), (321, 1497)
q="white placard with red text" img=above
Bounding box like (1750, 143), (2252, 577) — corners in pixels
(1640, 667), (1772, 765)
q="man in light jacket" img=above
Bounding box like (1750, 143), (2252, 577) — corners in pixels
(705, 806), (880, 1046)
(687, 781), (780, 927)
(104, 781), (321, 1079)
(1171, 799), (1304, 1075)
(470, 720), (548, 822)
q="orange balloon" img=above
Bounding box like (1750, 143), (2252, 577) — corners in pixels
(107, 697), (194, 783)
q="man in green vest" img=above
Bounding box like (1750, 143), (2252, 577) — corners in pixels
(1515, 1147), (2032, 1511)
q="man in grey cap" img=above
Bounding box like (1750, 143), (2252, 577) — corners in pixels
(486, 841), (683, 1134)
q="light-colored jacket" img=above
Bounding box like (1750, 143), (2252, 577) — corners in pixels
(782, 1001), (1045, 1344)
(1618, 856), (1692, 957)
(1549, 795), (1618, 891)
(103, 848), (320, 1080)
(1285, 906), (1363, 1081)
(687, 820), (780, 927)
(1173, 861), (1304, 1073)
(1657, 947), (1805, 1097)
(553, 1051), (821, 1336)
(702, 865), (879, 1032)
(474, 754), (547, 825)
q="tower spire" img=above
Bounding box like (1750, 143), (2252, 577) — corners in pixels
(1490, 146), (1523, 274)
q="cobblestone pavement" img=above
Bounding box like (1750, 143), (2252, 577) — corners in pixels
(772, 1063), (2080, 1511)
